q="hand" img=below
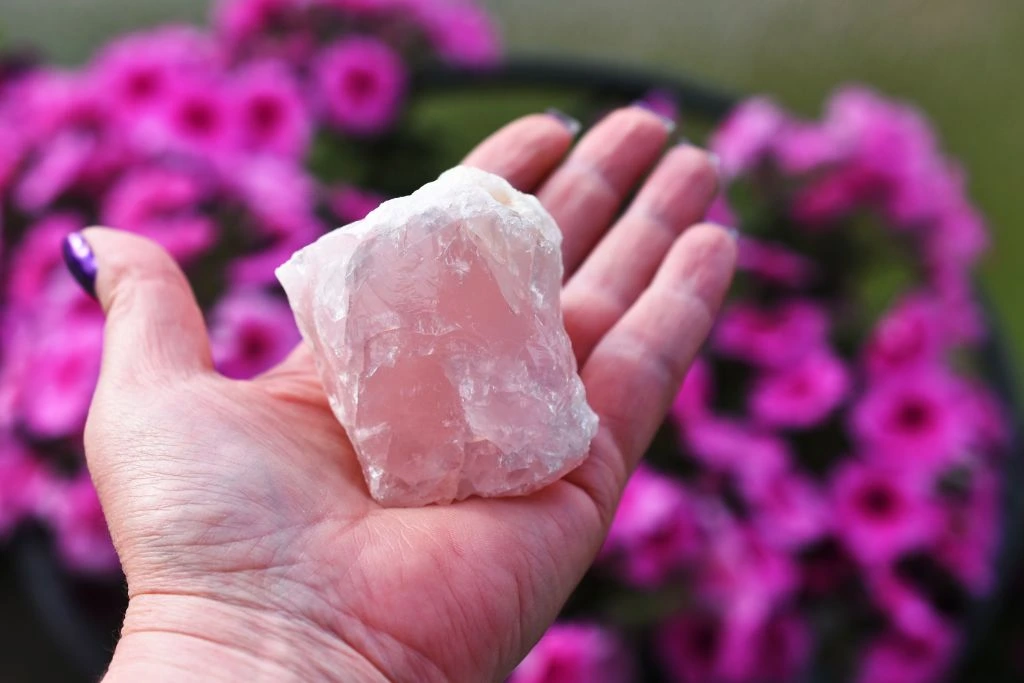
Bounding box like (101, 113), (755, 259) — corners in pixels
(81, 107), (735, 682)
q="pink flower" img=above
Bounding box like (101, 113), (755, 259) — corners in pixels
(745, 471), (830, 550)
(866, 567), (949, 637)
(856, 618), (957, 683)
(865, 295), (945, 378)
(710, 97), (787, 178)
(221, 157), (323, 284)
(211, 290), (301, 379)
(685, 418), (791, 490)
(314, 37), (407, 135)
(657, 609), (809, 683)
(0, 441), (50, 537)
(713, 299), (829, 368)
(930, 267), (985, 345)
(831, 460), (940, 566)
(508, 623), (633, 683)
(826, 87), (938, 201)
(961, 381), (1009, 454)
(928, 202), (989, 273)
(91, 26), (219, 120)
(749, 349), (850, 429)
(230, 61), (310, 158)
(935, 468), (999, 594)
(329, 185), (386, 223)
(42, 475), (120, 575)
(790, 166), (868, 225)
(699, 522), (798, 621)
(736, 237), (816, 288)
(654, 612), (723, 683)
(416, 3), (502, 68)
(14, 131), (97, 212)
(851, 370), (972, 475)
(6, 213), (85, 309)
(101, 166), (217, 262)
(773, 121), (846, 174)
(215, 0), (305, 51)
(149, 76), (235, 156)
(14, 313), (104, 439)
(705, 194), (736, 228)
(599, 466), (699, 587)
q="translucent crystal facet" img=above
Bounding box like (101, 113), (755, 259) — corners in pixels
(277, 166), (599, 506)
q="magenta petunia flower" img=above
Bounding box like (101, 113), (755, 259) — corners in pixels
(101, 165), (218, 263)
(865, 294), (945, 378)
(737, 236), (816, 288)
(856, 617), (956, 683)
(935, 467), (999, 595)
(210, 289), (301, 379)
(745, 471), (830, 550)
(329, 185), (386, 223)
(314, 37), (407, 136)
(709, 97), (787, 178)
(705, 194), (736, 228)
(14, 131), (97, 212)
(685, 418), (791, 491)
(231, 60), (310, 158)
(91, 26), (220, 120)
(599, 466), (700, 587)
(851, 370), (972, 475)
(15, 312), (104, 439)
(772, 121), (846, 175)
(41, 474), (120, 575)
(0, 441), (50, 537)
(6, 213), (85, 309)
(713, 299), (830, 368)
(509, 622), (633, 683)
(215, 0), (304, 51)
(659, 527), (802, 681)
(149, 76), (235, 156)
(749, 349), (850, 429)
(831, 460), (940, 566)
(415, 3), (502, 68)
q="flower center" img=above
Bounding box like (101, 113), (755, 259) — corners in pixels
(343, 68), (376, 102)
(248, 94), (284, 135)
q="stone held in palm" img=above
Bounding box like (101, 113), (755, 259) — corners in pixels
(276, 166), (599, 506)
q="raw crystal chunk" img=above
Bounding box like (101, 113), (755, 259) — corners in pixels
(277, 166), (599, 506)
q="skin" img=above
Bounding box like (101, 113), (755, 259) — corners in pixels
(84, 107), (736, 682)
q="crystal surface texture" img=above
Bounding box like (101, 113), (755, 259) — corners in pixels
(277, 166), (599, 506)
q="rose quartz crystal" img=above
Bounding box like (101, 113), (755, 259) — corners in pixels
(276, 166), (598, 506)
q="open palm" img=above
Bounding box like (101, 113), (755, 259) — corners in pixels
(83, 107), (734, 682)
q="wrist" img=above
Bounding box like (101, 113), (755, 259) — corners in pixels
(104, 593), (388, 683)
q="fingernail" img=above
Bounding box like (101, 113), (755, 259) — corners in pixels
(545, 108), (581, 136)
(62, 232), (98, 299)
(632, 101), (676, 132)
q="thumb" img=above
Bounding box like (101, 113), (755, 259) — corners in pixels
(63, 227), (213, 387)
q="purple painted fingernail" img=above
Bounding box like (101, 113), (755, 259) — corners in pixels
(545, 108), (582, 136)
(631, 101), (676, 132)
(62, 232), (98, 299)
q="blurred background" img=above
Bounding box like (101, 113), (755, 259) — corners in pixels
(0, 1), (1021, 681)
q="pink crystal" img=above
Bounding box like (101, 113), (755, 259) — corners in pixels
(277, 166), (598, 506)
